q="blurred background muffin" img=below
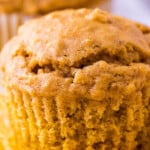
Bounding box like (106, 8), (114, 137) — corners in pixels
(0, 13), (33, 50)
(0, 0), (95, 14)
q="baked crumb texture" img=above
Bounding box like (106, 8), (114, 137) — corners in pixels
(0, 9), (150, 150)
(0, 0), (89, 14)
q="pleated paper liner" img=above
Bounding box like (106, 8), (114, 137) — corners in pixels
(0, 13), (34, 50)
(0, 94), (10, 150)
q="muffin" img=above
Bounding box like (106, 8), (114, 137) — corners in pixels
(0, 0), (91, 14)
(0, 9), (150, 150)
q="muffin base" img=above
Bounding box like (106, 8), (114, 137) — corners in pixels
(4, 79), (150, 150)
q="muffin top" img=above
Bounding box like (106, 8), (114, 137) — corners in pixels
(0, 0), (90, 14)
(0, 9), (150, 98)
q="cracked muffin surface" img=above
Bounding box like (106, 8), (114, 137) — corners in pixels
(0, 9), (150, 150)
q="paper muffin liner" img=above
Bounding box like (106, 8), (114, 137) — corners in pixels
(0, 94), (11, 150)
(2, 84), (150, 150)
(0, 13), (34, 50)
(4, 91), (62, 150)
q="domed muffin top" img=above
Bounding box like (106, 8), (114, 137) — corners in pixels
(1, 9), (150, 98)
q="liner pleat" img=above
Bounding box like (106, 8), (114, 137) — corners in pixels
(3, 87), (150, 149)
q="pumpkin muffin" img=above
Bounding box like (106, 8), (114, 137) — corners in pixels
(0, 9), (150, 150)
(0, 0), (91, 14)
